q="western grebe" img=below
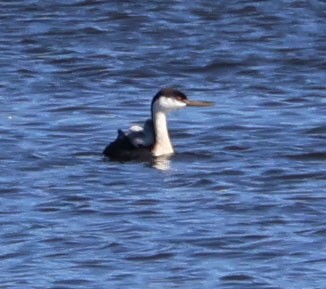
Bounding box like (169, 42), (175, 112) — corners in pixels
(103, 88), (214, 161)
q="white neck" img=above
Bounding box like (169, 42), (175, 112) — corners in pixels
(150, 96), (187, 157)
(152, 110), (174, 157)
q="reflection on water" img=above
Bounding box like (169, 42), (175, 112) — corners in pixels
(151, 155), (172, 171)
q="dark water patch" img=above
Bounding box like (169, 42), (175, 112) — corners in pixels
(220, 273), (254, 281)
(125, 252), (174, 262)
(218, 124), (249, 131)
(35, 205), (62, 213)
(220, 279), (277, 289)
(52, 279), (93, 286)
(304, 125), (326, 136)
(286, 151), (326, 161)
(302, 257), (326, 265)
(284, 96), (314, 104)
(79, 26), (108, 35)
(132, 199), (161, 206)
(47, 55), (86, 65)
(185, 237), (228, 250)
(224, 145), (252, 152)
(173, 151), (214, 162)
(71, 259), (110, 270)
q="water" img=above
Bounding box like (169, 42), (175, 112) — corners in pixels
(1, 1), (325, 288)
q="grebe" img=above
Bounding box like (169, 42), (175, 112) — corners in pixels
(103, 88), (214, 161)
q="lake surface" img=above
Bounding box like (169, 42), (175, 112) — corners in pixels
(0, 1), (325, 288)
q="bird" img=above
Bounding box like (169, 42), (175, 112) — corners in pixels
(103, 88), (214, 161)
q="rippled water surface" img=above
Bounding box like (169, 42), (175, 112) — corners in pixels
(1, 1), (325, 288)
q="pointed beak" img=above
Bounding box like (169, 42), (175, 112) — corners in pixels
(183, 99), (214, 107)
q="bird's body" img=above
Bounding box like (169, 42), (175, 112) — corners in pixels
(103, 119), (155, 161)
(103, 88), (213, 161)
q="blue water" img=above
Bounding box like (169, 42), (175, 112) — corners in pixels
(0, 1), (325, 288)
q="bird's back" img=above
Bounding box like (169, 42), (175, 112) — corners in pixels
(103, 129), (153, 161)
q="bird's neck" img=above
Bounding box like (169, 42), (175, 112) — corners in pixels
(151, 111), (174, 157)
